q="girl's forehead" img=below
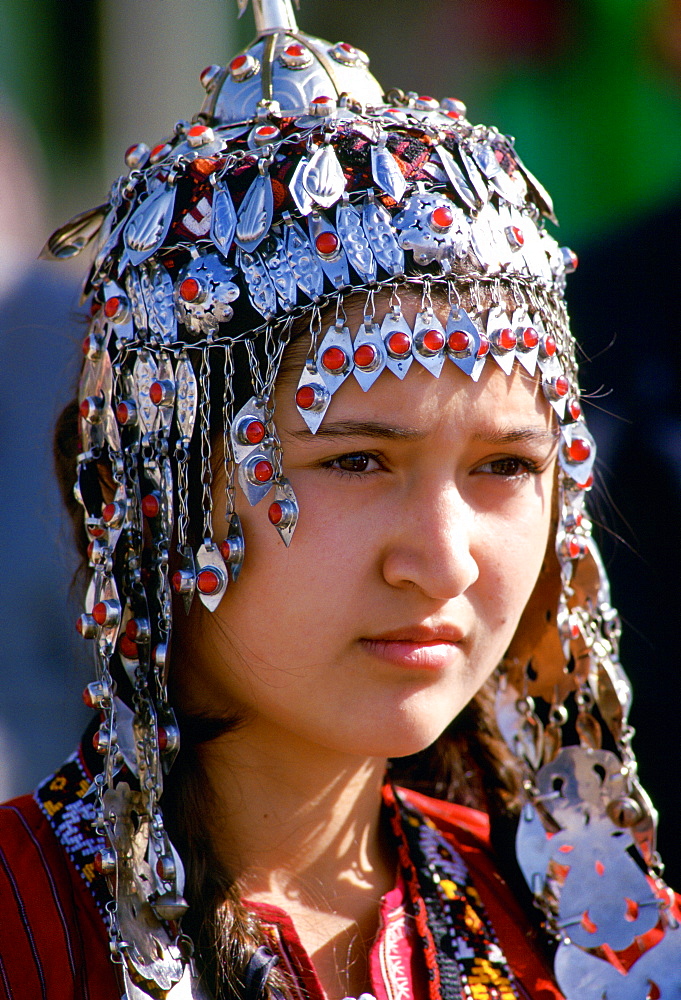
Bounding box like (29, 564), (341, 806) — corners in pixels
(279, 354), (553, 439)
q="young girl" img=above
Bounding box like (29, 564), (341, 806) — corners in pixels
(2, 2), (678, 998)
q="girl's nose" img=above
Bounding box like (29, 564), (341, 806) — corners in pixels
(381, 479), (479, 601)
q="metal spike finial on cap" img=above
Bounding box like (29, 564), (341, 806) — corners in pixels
(238, 0), (299, 33)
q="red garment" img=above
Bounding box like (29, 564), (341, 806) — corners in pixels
(0, 772), (563, 1000)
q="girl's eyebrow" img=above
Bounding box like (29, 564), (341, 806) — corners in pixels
(286, 420), (427, 441)
(472, 428), (559, 445)
(286, 422), (558, 445)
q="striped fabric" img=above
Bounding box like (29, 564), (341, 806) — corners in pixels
(0, 796), (118, 1000)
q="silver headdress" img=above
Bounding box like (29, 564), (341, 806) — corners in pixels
(43, 1), (680, 997)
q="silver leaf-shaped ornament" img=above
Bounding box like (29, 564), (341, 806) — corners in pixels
(445, 305), (481, 378)
(222, 513), (245, 583)
(210, 181), (237, 255)
(302, 143), (346, 209)
(371, 139), (407, 203)
(317, 321), (354, 395)
(196, 541), (228, 612)
(295, 362), (331, 434)
(380, 310), (413, 380)
(40, 203), (108, 260)
(133, 351), (159, 437)
(234, 170), (273, 252)
(458, 147), (489, 205)
(125, 267), (149, 335)
(284, 217), (324, 301)
(261, 235), (297, 312)
(435, 145), (479, 210)
(124, 183), (177, 267)
(352, 321), (387, 392)
(140, 260), (177, 344)
(487, 305), (516, 375)
(512, 307), (539, 376)
(237, 247), (277, 319)
(308, 213), (349, 289)
(336, 196), (376, 283)
(412, 310), (447, 378)
(175, 353), (198, 442)
(289, 156), (314, 216)
(230, 395), (268, 465)
(269, 478), (298, 548)
(237, 446), (276, 506)
(362, 192), (404, 276)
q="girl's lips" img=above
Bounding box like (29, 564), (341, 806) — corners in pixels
(359, 637), (462, 670)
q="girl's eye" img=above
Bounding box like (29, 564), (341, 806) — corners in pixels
(477, 456), (539, 478)
(327, 452), (378, 475)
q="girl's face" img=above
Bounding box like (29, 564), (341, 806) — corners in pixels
(178, 309), (557, 761)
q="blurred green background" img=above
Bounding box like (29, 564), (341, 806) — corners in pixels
(2, 0), (681, 246)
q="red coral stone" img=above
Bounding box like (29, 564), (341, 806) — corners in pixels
(567, 537), (585, 559)
(101, 503), (116, 524)
(497, 327), (516, 351)
(188, 124), (208, 139)
(268, 502), (283, 525)
(254, 460), (274, 483)
(543, 335), (557, 357)
(119, 635), (139, 660)
(568, 398), (582, 420)
(256, 125), (279, 138)
(322, 346), (346, 371)
(354, 344), (377, 368)
(568, 438), (591, 463)
(285, 43), (305, 57)
(157, 727), (168, 751)
(448, 330), (470, 353)
(579, 474), (594, 490)
(521, 327), (538, 349)
(296, 386), (316, 410)
(430, 206), (453, 231)
(116, 401), (136, 425)
(179, 277), (200, 302)
(230, 55), (248, 71)
(511, 226), (524, 246)
(197, 568), (221, 595)
(312, 95), (333, 104)
(141, 494), (160, 518)
(387, 332), (411, 356)
(477, 336), (490, 357)
(339, 42), (355, 52)
(245, 419), (266, 444)
(92, 602), (109, 626)
(423, 329), (444, 352)
(555, 375), (569, 397)
(315, 232), (339, 256)
(149, 381), (164, 405)
(104, 296), (120, 319)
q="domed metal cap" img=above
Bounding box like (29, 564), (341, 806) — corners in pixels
(201, 0), (384, 124)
